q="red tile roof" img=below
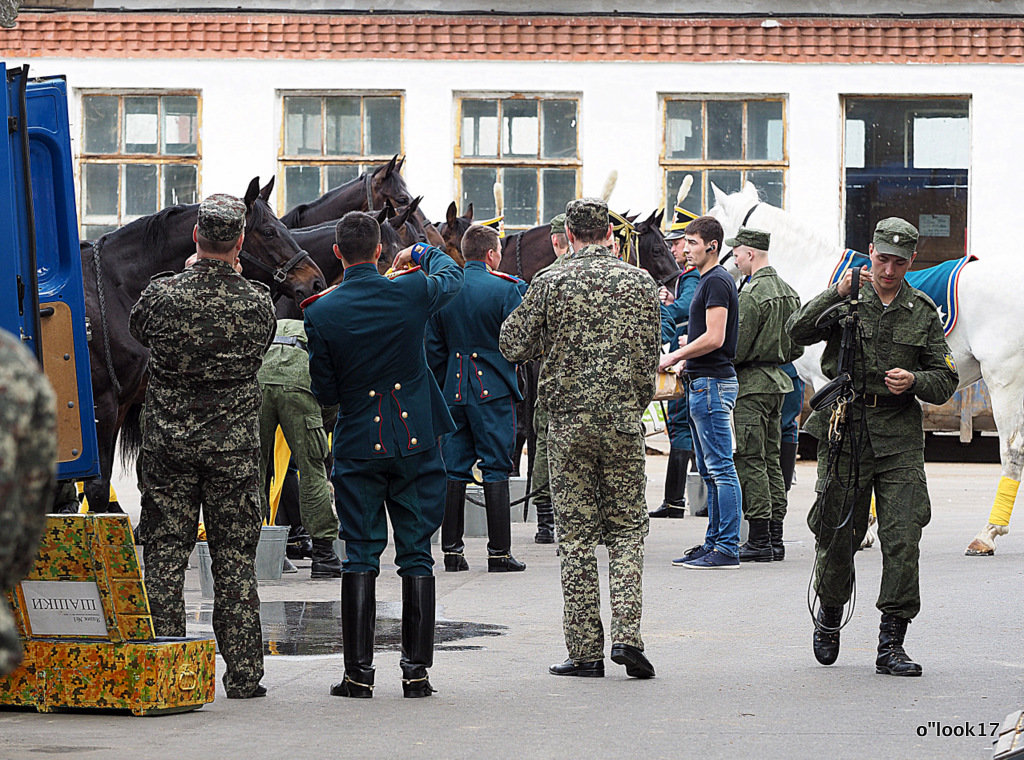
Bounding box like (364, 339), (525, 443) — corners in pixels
(4, 12), (1024, 63)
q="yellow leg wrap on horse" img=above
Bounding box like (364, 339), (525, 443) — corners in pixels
(988, 477), (1019, 527)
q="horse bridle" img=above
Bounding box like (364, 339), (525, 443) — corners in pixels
(363, 170), (375, 210)
(239, 248), (315, 297)
(719, 202), (760, 266)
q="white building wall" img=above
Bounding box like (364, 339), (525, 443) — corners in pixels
(11, 55), (1023, 256)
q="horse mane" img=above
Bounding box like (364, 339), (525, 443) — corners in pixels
(97, 204), (197, 252)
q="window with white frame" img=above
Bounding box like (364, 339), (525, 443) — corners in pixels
(279, 92), (403, 214)
(455, 94), (580, 230)
(661, 96), (787, 218)
(79, 92), (200, 240)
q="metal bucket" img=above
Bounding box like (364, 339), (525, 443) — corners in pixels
(196, 526), (290, 599)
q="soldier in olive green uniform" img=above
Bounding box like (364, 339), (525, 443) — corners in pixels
(501, 198), (661, 680)
(729, 228), (802, 563)
(130, 194), (276, 699)
(0, 329), (57, 675)
(786, 218), (958, 676)
(258, 318), (342, 578)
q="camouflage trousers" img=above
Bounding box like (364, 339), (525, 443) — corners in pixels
(547, 412), (648, 663)
(734, 392), (786, 522)
(140, 447), (264, 695)
(810, 434), (931, 619)
(531, 402), (550, 503)
(258, 383), (338, 540)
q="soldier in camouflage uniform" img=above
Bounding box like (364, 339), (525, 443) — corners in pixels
(787, 217), (958, 676)
(130, 194), (276, 699)
(500, 198), (660, 680)
(0, 329), (57, 675)
(729, 228), (802, 563)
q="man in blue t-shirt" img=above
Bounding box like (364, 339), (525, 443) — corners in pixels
(659, 216), (742, 569)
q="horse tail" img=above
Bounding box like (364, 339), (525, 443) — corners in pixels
(119, 402), (144, 469)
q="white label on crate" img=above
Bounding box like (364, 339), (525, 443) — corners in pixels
(20, 580), (108, 636)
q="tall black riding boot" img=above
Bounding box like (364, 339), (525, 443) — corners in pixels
(441, 480), (469, 571)
(769, 519), (786, 561)
(650, 448), (691, 518)
(780, 441), (799, 492)
(484, 480), (526, 572)
(875, 613), (922, 676)
(401, 575), (437, 697)
(310, 538), (343, 578)
(534, 500), (555, 544)
(738, 518), (773, 562)
(330, 572), (376, 697)
(812, 605), (843, 666)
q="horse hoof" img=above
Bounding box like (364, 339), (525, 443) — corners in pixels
(965, 540), (994, 556)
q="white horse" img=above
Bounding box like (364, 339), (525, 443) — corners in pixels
(710, 182), (1024, 556)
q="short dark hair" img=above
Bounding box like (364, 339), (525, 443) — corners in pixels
(462, 224), (500, 261)
(335, 211), (381, 264)
(196, 233), (238, 255)
(567, 223), (609, 246)
(684, 216), (724, 250)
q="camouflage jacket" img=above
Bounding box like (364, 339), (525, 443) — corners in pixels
(735, 266), (803, 398)
(786, 280), (958, 457)
(129, 258), (276, 453)
(499, 243), (661, 420)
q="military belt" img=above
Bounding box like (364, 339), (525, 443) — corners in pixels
(855, 392), (915, 409)
(272, 335), (307, 351)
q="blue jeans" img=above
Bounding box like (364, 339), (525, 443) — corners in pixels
(688, 376), (742, 558)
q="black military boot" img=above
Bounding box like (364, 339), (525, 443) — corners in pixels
(331, 572), (376, 697)
(650, 448), (690, 518)
(813, 605), (843, 666)
(769, 519), (786, 561)
(310, 538), (343, 579)
(780, 441), (799, 492)
(400, 575), (437, 698)
(484, 480), (526, 572)
(534, 500), (555, 544)
(441, 480), (469, 572)
(286, 525), (314, 560)
(738, 518), (773, 563)
(875, 613), (922, 676)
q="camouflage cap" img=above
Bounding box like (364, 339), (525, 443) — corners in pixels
(872, 217), (918, 260)
(564, 197), (609, 233)
(549, 213), (566, 235)
(724, 226), (770, 251)
(198, 193), (246, 242)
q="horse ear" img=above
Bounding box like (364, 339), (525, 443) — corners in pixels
(385, 198), (396, 220)
(408, 196), (423, 215)
(446, 201), (458, 227)
(742, 181), (760, 201)
(466, 203), (474, 222)
(244, 177), (260, 208)
(376, 206), (389, 224)
(259, 176), (275, 202)
(384, 155), (399, 177)
(710, 182), (725, 206)
(393, 203), (413, 229)
(396, 155), (405, 172)
(654, 208), (665, 227)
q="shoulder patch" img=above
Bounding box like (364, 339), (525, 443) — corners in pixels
(944, 353), (957, 373)
(386, 265), (423, 280)
(300, 282), (341, 310)
(488, 269), (522, 284)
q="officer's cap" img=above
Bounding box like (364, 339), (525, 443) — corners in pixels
(549, 214), (566, 235)
(724, 227), (771, 252)
(872, 217), (918, 260)
(564, 198), (609, 233)
(198, 193), (246, 242)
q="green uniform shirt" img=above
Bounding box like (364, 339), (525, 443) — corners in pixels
(257, 319), (312, 390)
(786, 281), (959, 458)
(735, 266), (803, 398)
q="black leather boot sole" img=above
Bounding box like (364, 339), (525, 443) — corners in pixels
(549, 658), (604, 677)
(610, 643), (655, 679)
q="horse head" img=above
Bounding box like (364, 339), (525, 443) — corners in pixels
(371, 155), (413, 210)
(634, 209), (682, 286)
(240, 176), (326, 307)
(438, 201), (474, 266)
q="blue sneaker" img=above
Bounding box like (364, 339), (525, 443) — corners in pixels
(672, 544), (710, 566)
(682, 550), (740, 569)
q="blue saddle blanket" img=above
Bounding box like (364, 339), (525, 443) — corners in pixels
(828, 250), (976, 336)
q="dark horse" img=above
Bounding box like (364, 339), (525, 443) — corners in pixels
(81, 176), (325, 513)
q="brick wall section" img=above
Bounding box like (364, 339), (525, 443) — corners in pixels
(4, 13), (1024, 62)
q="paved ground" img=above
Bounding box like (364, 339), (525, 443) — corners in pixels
(2, 448), (1022, 759)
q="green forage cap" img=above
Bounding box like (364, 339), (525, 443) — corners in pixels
(549, 214), (566, 235)
(724, 226), (770, 251)
(565, 197), (608, 232)
(872, 217), (918, 260)
(198, 193), (246, 242)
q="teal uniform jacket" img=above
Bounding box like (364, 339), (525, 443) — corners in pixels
(304, 246), (464, 461)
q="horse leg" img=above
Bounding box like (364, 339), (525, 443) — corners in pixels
(84, 410), (117, 514)
(965, 379), (1024, 556)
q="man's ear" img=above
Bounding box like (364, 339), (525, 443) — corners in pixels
(193, 225), (198, 243)
(372, 242), (382, 262)
(333, 243), (344, 262)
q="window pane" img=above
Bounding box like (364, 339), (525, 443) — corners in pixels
(666, 170), (704, 219)
(502, 100), (539, 158)
(83, 163), (119, 216)
(284, 97), (322, 156)
(541, 169), (575, 224)
(706, 170), (741, 203)
(460, 167), (498, 220)
(83, 96), (118, 154)
(124, 96), (158, 154)
(161, 96), (198, 156)
(747, 101), (783, 161)
(913, 116), (969, 169)
(746, 170), (784, 207)
(325, 97), (361, 155)
(504, 167), (538, 227)
(541, 100), (577, 159)
(665, 101), (702, 160)
(82, 225), (116, 241)
(284, 165), (323, 212)
(707, 101), (742, 160)
(326, 164), (360, 190)
(124, 164), (158, 217)
(365, 97), (401, 156)
(844, 119), (866, 169)
(164, 164), (198, 207)
(461, 100), (498, 158)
